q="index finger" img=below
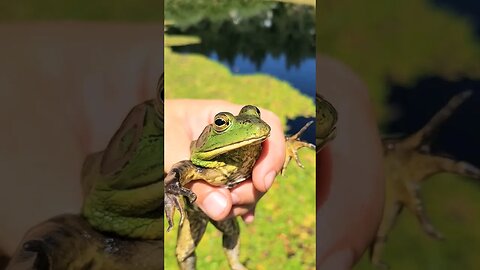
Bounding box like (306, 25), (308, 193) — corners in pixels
(251, 111), (285, 192)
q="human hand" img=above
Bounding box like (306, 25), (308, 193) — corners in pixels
(164, 99), (286, 223)
(316, 55), (385, 269)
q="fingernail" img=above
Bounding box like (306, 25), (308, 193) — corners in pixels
(263, 171), (277, 191)
(202, 192), (228, 218)
(231, 192), (240, 205)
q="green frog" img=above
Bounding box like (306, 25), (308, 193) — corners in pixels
(165, 99), (336, 270)
(81, 75), (165, 240)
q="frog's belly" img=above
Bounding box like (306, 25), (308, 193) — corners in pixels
(219, 145), (262, 187)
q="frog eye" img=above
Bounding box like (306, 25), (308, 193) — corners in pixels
(240, 105), (261, 117)
(213, 113), (231, 132)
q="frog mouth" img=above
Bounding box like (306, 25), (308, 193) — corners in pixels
(206, 134), (269, 156)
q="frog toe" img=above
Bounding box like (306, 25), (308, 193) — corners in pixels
(293, 152), (305, 168)
(165, 193), (185, 232)
(283, 121), (315, 173)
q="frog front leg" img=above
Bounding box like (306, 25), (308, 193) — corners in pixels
(282, 121), (316, 175)
(165, 160), (228, 231)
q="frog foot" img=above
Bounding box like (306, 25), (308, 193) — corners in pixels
(165, 170), (197, 232)
(282, 121), (315, 176)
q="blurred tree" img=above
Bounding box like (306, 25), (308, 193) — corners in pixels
(168, 3), (315, 70)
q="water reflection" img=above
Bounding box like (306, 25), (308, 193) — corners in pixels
(168, 3), (315, 70)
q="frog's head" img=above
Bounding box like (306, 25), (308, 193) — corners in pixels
(316, 94), (337, 151)
(191, 105), (271, 160)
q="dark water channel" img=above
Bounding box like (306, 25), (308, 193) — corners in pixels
(387, 77), (480, 167)
(167, 2), (316, 144)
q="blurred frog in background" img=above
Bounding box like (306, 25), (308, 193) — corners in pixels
(6, 75), (165, 270)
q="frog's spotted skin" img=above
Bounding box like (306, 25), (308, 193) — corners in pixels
(165, 104), (325, 270)
(371, 90), (480, 269)
(82, 74), (165, 240)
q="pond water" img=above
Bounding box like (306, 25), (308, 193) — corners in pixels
(167, 2), (316, 144)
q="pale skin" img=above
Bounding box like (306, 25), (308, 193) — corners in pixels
(316, 55), (385, 269)
(164, 99), (286, 223)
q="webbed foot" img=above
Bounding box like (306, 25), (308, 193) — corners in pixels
(419, 217), (444, 240)
(165, 169), (197, 232)
(282, 121), (315, 175)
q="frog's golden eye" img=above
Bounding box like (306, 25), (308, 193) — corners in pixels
(213, 113), (231, 132)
